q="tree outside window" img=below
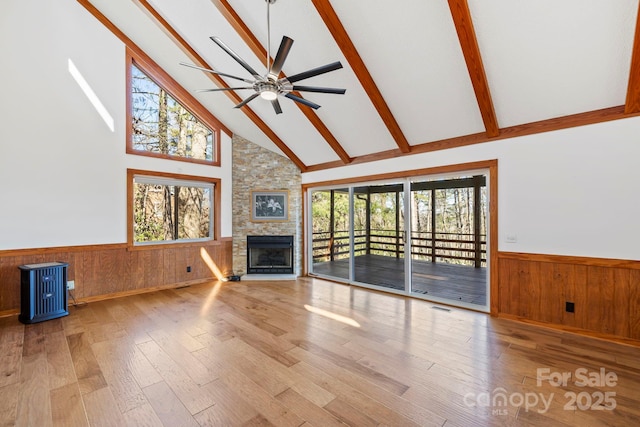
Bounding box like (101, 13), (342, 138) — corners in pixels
(130, 64), (214, 162)
(132, 173), (215, 244)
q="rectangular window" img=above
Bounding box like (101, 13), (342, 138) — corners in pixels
(131, 172), (217, 245)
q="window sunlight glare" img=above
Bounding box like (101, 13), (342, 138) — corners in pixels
(68, 58), (115, 132)
(200, 247), (224, 280)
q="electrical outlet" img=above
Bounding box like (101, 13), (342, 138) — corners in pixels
(186, 266), (191, 273)
(506, 234), (518, 243)
(565, 301), (575, 313)
(67, 280), (75, 290)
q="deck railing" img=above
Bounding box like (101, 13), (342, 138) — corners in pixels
(312, 229), (486, 267)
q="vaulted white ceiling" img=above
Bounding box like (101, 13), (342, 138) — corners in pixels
(85, 0), (640, 171)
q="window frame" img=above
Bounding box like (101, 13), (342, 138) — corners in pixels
(126, 48), (223, 166)
(127, 169), (221, 249)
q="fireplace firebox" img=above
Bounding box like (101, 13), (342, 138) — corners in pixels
(247, 235), (294, 274)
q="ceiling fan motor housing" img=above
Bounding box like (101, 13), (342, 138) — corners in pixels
(255, 81), (279, 100)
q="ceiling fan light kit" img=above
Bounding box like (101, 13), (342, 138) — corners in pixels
(181, 0), (346, 114)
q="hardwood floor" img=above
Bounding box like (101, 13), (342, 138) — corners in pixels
(313, 254), (487, 305)
(0, 277), (639, 426)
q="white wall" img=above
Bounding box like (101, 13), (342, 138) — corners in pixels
(302, 117), (640, 261)
(0, 0), (232, 250)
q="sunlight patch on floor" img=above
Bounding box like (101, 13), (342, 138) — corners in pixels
(304, 304), (360, 328)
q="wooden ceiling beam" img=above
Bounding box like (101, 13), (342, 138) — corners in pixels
(447, 0), (500, 138)
(126, 0), (307, 171)
(210, 0), (352, 164)
(625, 3), (640, 114)
(305, 106), (637, 172)
(311, 0), (412, 154)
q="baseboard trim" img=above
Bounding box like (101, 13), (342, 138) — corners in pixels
(0, 278), (219, 319)
(0, 309), (19, 319)
(498, 251), (640, 269)
(70, 278), (218, 305)
(497, 313), (640, 348)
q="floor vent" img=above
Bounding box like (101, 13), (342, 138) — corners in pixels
(431, 306), (451, 312)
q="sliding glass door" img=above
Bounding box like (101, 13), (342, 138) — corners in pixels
(310, 188), (350, 280)
(409, 176), (488, 307)
(308, 171), (489, 311)
(352, 183), (405, 290)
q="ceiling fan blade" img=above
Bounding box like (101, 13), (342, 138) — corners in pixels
(285, 61), (343, 84)
(292, 85), (346, 95)
(210, 36), (262, 79)
(285, 93), (321, 110)
(271, 99), (283, 115)
(234, 93), (260, 109)
(179, 62), (255, 84)
(195, 87), (254, 92)
(269, 36), (294, 77)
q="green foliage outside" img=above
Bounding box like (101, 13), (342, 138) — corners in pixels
(311, 180), (487, 266)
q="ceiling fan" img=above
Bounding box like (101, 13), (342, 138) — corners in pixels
(180, 0), (346, 115)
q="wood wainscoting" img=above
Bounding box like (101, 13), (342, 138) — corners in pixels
(498, 251), (640, 344)
(0, 239), (233, 315)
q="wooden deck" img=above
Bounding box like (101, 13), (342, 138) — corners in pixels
(0, 277), (639, 426)
(312, 254), (487, 306)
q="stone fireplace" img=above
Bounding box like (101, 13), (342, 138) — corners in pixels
(232, 135), (302, 277)
(246, 235), (294, 274)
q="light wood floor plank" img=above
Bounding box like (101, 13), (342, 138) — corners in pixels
(103, 299), (158, 344)
(219, 338), (291, 397)
(22, 323), (45, 357)
(0, 382), (20, 427)
(16, 353), (52, 427)
(91, 338), (149, 413)
(0, 319), (24, 388)
(291, 338), (409, 396)
(50, 383), (89, 427)
(324, 397), (379, 427)
(45, 330), (77, 391)
(121, 402), (164, 427)
(66, 332), (107, 395)
(82, 386), (127, 427)
(290, 358), (444, 426)
(147, 328), (216, 385)
(136, 339), (216, 415)
(218, 366), (305, 427)
(217, 311), (300, 367)
(195, 379), (259, 426)
(275, 388), (347, 427)
(142, 381), (200, 427)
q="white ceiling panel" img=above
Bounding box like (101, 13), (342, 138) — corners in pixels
(328, 0), (487, 145)
(469, 0), (639, 127)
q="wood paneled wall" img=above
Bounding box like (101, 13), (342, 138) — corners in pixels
(498, 252), (640, 343)
(0, 239), (233, 314)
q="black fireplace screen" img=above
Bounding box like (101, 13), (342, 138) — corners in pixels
(247, 235), (294, 274)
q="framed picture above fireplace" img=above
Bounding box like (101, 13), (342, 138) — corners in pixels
(251, 190), (289, 222)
